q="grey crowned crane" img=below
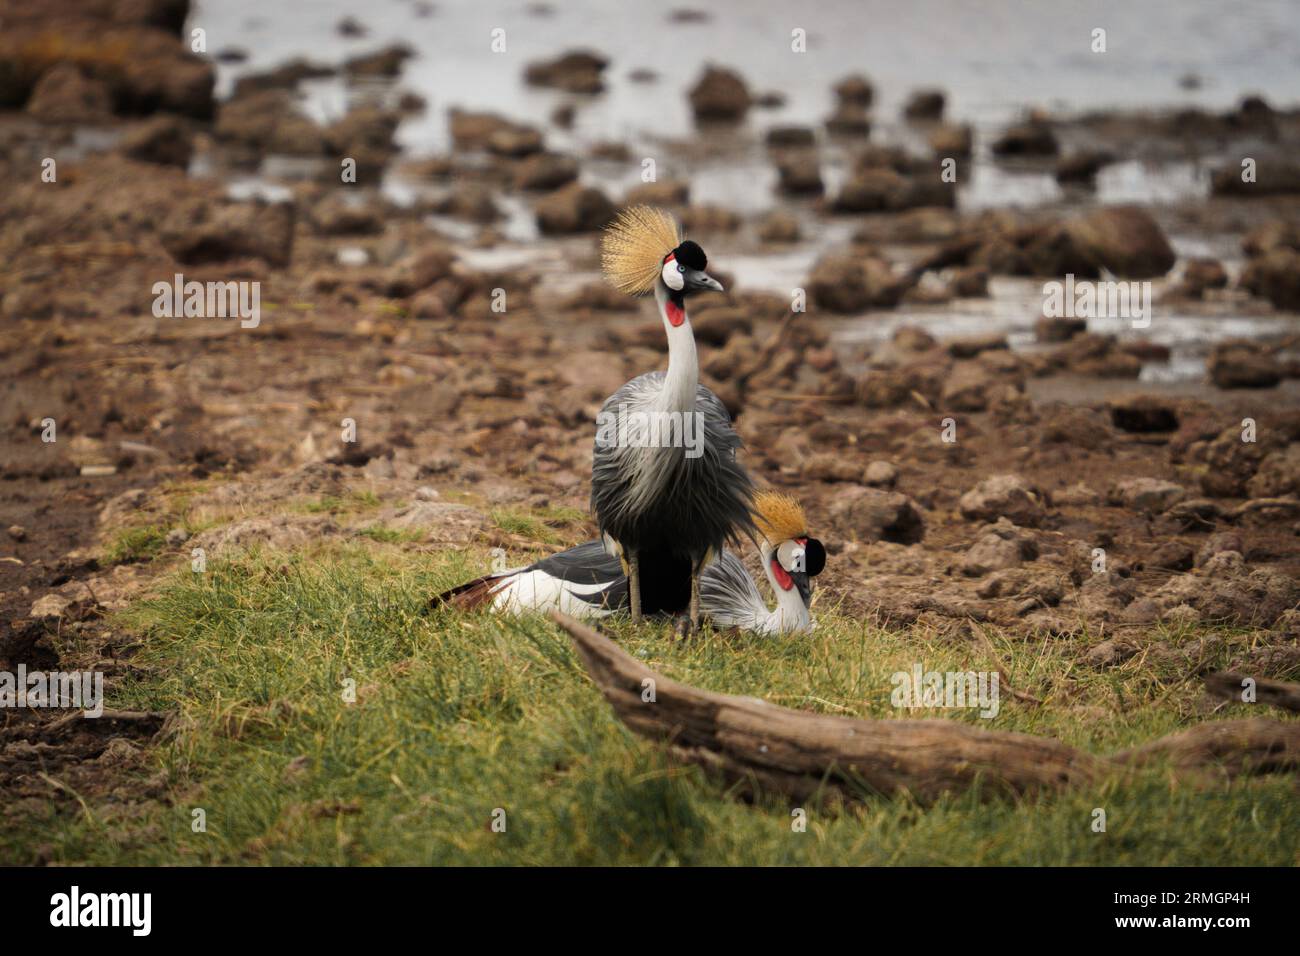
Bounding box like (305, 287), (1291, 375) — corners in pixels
(593, 206), (755, 632)
(429, 492), (826, 636)
(698, 492), (825, 635)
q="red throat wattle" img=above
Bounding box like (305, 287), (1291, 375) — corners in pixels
(771, 558), (793, 591)
(665, 300), (685, 327)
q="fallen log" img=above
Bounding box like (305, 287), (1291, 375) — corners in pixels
(549, 612), (1300, 804)
(1203, 671), (1300, 714)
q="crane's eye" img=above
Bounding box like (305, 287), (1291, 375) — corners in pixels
(661, 259), (685, 291)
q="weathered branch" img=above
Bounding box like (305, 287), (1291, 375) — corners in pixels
(1204, 671), (1300, 714)
(550, 612), (1300, 804)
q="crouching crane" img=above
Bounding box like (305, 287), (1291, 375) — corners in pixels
(594, 206), (754, 632)
(429, 492), (826, 636)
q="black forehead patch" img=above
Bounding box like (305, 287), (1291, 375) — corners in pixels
(672, 240), (707, 271)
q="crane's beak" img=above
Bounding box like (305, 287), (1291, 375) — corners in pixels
(685, 269), (724, 294)
(791, 571), (813, 606)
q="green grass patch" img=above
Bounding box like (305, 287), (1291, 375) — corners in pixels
(8, 544), (1299, 865)
(104, 524), (169, 564)
(300, 491), (382, 515)
(490, 505), (591, 545)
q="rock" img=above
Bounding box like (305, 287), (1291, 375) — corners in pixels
(1147, 542), (1194, 572)
(117, 116), (192, 167)
(625, 179), (690, 206)
(893, 326), (937, 352)
(862, 460), (898, 488)
(991, 121), (1057, 156)
(1054, 482), (1101, 507)
(1034, 316), (1086, 343)
(1055, 150), (1114, 183)
(947, 265), (988, 298)
(828, 486), (924, 543)
(25, 63), (112, 122)
(513, 152), (578, 191)
(690, 307), (752, 346)
(308, 195), (384, 236)
(1212, 159), (1300, 196)
(1173, 257), (1228, 298)
(1149, 562), (1298, 628)
(903, 89), (945, 120)
(1050, 333), (1141, 379)
(1247, 445), (1300, 497)
(803, 454), (861, 483)
(807, 252), (910, 312)
(1083, 639), (1138, 668)
(1108, 477), (1186, 514)
(1198, 426), (1269, 498)
(3, 20), (214, 117)
(523, 50), (608, 93)
(1107, 394), (1179, 433)
(1242, 221), (1300, 257)
(941, 361), (1008, 412)
(30, 593), (73, 619)
(832, 74), (873, 106)
(7, 524), (26, 541)
(833, 167), (954, 213)
(774, 152), (824, 195)
(534, 183), (616, 234)
(161, 199), (295, 268)
(230, 58), (335, 98)
(384, 245), (456, 297)
(215, 89), (326, 155)
(369, 502), (487, 542)
(825, 102), (871, 136)
(487, 125), (544, 158)
(1239, 248), (1300, 311)
(343, 44), (415, 78)
(959, 475), (1045, 527)
(1065, 205), (1176, 278)
(832, 168), (907, 213)
(928, 123), (972, 157)
(765, 125), (816, 148)
(193, 515), (338, 556)
(1196, 532), (1243, 567)
(961, 520), (1038, 576)
(757, 210), (800, 243)
(1207, 341), (1282, 389)
(947, 333), (1006, 359)
(688, 66), (751, 121)
(681, 205), (741, 233)
(336, 16), (368, 37)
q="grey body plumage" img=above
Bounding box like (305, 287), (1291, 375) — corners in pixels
(591, 371), (754, 568)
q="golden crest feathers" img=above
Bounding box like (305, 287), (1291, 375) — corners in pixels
(753, 492), (808, 544)
(600, 205), (681, 295)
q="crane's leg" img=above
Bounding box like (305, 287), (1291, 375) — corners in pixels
(628, 550), (642, 624)
(688, 565), (701, 631)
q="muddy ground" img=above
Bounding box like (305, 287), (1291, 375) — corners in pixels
(1, 0), (1299, 853)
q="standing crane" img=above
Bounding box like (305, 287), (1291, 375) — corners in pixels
(428, 492), (826, 636)
(594, 206), (755, 632)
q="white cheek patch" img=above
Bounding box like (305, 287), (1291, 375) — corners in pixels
(662, 260), (684, 291)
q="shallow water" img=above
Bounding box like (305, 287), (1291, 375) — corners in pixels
(196, 0), (1300, 383)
